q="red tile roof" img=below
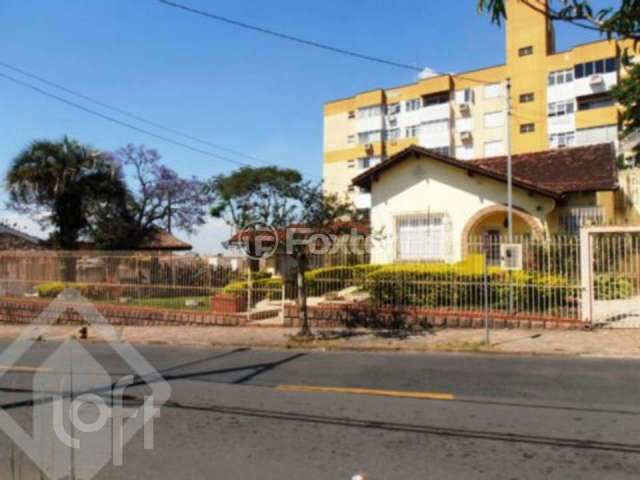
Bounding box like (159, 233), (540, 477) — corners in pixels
(352, 143), (618, 198)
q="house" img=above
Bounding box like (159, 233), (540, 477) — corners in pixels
(352, 143), (640, 263)
(323, 0), (637, 209)
(0, 224), (44, 250)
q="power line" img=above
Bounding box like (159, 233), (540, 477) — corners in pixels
(0, 60), (273, 167)
(0, 71), (253, 168)
(155, 0), (500, 86)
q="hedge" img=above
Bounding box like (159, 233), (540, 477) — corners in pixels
(36, 282), (123, 301)
(594, 275), (633, 300)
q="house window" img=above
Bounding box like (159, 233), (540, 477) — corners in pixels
(405, 98), (421, 112)
(520, 92), (535, 103)
(548, 68), (574, 86)
(560, 207), (605, 234)
(548, 100), (575, 117)
(484, 140), (505, 157)
(484, 83), (503, 99)
(396, 213), (450, 261)
(520, 123), (535, 133)
(577, 93), (615, 111)
(357, 105), (383, 119)
(519, 46), (534, 56)
(484, 111), (504, 128)
(574, 57), (617, 79)
(549, 131), (576, 148)
(405, 125), (420, 138)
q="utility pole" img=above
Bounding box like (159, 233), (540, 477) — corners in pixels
(505, 78), (514, 313)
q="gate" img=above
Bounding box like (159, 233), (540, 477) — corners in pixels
(581, 226), (640, 326)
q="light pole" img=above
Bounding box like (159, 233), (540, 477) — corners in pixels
(505, 78), (514, 313)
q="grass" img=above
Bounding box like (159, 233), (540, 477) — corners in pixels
(114, 295), (211, 311)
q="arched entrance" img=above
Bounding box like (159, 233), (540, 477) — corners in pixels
(461, 205), (545, 259)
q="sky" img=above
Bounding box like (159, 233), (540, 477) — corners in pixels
(0, 0), (612, 253)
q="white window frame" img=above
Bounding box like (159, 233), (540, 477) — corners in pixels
(548, 100), (575, 117)
(549, 131), (576, 148)
(484, 110), (504, 128)
(405, 125), (420, 138)
(405, 98), (421, 112)
(395, 213), (450, 262)
(357, 105), (383, 119)
(358, 130), (383, 144)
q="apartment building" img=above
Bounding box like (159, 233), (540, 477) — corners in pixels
(323, 0), (635, 210)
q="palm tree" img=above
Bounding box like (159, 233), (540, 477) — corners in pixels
(6, 137), (126, 279)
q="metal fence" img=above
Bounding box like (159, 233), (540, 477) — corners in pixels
(0, 236), (591, 321)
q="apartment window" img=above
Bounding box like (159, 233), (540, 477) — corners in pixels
(405, 98), (421, 112)
(357, 105), (383, 119)
(484, 140), (505, 157)
(549, 131), (576, 148)
(357, 156), (381, 170)
(430, 146), (451, 156)
(358, 130), (383, 144)
(519, 46), (534, 56)
(405, 125), (420, 138)
(421, 118), (450, 134)
(577, 93), (615, 111)
(456, 88), (475, 105)
(576, 125), (617, 146)
(385, 128), (401, 141)
(548, 100), (575, 117)
(386, 103), (400, 115)
(484, 83), (502, 99)
(423, 92), (450, 107)
(520, 92), (535, 103)
(548, 68), (574, 86)
(484, 111), (504, 128)
(574, 57), (617, 79)
(396, 213), (450, 261)
(520, 123), (535, 133)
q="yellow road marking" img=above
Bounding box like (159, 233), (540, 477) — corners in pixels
(276, 385), (454, 401)
(0, 365), (50, 373)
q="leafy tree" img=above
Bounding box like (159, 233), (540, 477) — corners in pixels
(94, 144), (212, 249)
(208, 166), (358, 337)
(5, 137), (125, 251)
(477, 0), (640, 161)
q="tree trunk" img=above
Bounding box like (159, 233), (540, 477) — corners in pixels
(62, 255), (77, 283)
(296, 252), (312, 338)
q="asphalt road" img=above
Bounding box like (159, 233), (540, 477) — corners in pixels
(0, 340), (638, 479)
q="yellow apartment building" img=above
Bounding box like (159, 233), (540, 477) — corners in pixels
(323, 0), (636, 212)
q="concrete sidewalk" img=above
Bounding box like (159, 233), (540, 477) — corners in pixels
(1, 324), (640, 358)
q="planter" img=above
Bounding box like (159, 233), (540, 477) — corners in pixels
(211, 292), (247, 313)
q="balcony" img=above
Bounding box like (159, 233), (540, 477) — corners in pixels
(574, 71), (617, 98)
(559, 206), (605, 234)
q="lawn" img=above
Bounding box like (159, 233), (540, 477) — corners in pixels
(123, 296), (211, 311)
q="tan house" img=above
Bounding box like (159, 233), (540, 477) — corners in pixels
(352, 143), (640, 263)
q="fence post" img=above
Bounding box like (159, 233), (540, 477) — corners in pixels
(280, 281), (286, 324)
(483, 252), (490, 345)
(579, 228), (592, 323)
(247, 267), (253, 318)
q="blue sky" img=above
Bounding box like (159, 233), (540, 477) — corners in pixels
(0, 0), (611, 252)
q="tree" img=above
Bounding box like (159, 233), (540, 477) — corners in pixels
(477, 0), (639, 41)
(477, 0), (640, 160)
(208, 166), (358, 337)
(96, 144), (212, 249)
(5, 137), (125, 251)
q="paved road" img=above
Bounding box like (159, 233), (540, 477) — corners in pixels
(0, 340), (638, 479)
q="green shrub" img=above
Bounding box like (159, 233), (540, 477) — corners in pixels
(304, 264), (382, 296)
(365, 260), (579, 313)
(36, 282), (121, 301)
(594, 275), (633, 300)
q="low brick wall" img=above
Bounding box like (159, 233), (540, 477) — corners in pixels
(0, 297), (249, 327)
(284, 303), (584, 330)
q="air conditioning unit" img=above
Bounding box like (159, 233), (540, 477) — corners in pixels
(589, 74), (604, 85)
(460, 131), (473, 142)
(364, 143), (374, 152)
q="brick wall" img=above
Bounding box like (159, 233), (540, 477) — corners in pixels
(284, 303), (583, 330)
(0, 298), (248, 327)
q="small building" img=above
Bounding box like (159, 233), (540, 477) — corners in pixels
(0, 224), (44, 250)
(352, 143), (640, 263)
